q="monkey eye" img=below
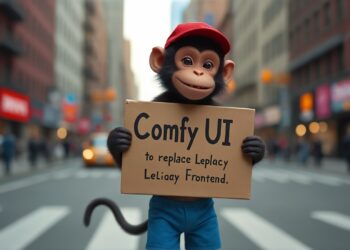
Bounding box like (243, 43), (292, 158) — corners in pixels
(203, 60), (214, 70)
(182, 56), (193, 66)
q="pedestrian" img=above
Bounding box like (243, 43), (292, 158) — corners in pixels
(342, 126), (350, 173)
(267, 138), (279, 161)
(295, 137), (310, 166)
(311, 137), (323, 166)
(1, 129), (16, 175)
(27, 133), (40, 168)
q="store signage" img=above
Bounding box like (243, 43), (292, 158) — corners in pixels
(332, 79), (350, 112)
(62, 93), (78, 122)
(316, 84), (331, 119)
(0, 88), (30, 122)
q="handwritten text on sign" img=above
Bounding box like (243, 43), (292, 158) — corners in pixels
(121, 100), (255, 199)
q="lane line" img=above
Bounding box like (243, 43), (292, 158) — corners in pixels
(0, 168), (76, 194)
(86, 207), (142, 250)
(221, 208), (312, 250)
(89, 172), (105, 178)
(75, 171), (90, 179)
(0, 206), (70, 250)
(0, 175), (50, 195)
(312, 211), (350, 231)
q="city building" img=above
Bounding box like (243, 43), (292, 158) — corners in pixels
(289, 0), (350, 157)
(54, 0), (85, 133)
(0, 0), (55, 146)
(0, 0), (24, 135)
(82, 0), (108, 132)
(102, 0), (126, 129)
(254, 0), (290, 140)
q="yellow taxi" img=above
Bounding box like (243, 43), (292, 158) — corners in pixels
(82, 132), (115, 167)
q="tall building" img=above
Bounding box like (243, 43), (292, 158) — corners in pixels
(82, 0), (108, 131)
(289, 0), (350, 156)
(0, 0), (55, 143)
(102, 0), (125, 129)
(54, 0), (85, 132)
(0, 1), (24, 134)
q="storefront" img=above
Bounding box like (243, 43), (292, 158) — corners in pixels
(0, 88), (30, 137)
(295, 77), (350, 157)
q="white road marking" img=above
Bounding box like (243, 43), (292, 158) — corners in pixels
(52, 172), (72, 180)
(221, 208), (312, 250)
(0, 168), (76, 194)
(89, 171), (105, 178)
(312, 211), (350, 231)
(75, 171), (90, 179)
(86, 207), (142, 250)
(0, 206), (69, 250)
(0, 175), (50, 195)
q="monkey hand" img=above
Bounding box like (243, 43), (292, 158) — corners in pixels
(107, 127), (132, 167)
(107, 127), (132, 153)
(241, 136), (265, 165)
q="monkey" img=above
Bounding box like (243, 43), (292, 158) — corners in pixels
(84, 22), (265, 250)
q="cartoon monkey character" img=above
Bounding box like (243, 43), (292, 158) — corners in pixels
(84, 22), (265, 250)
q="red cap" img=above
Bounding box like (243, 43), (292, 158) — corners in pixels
(164, 22), (231, 54)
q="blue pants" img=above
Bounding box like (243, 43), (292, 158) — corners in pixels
(146, 196), (221, 250)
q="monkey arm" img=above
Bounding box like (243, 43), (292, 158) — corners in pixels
(107, 127), (132, 168)
(241, 136), (266, 165)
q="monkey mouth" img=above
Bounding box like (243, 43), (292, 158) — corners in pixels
(178, 79), (212, 90)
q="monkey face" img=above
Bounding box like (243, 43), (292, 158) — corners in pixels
(172, 46), (220, 100)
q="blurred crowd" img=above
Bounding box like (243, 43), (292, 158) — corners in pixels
(0, 129), (81, 176)
(265, 133), (350, 173)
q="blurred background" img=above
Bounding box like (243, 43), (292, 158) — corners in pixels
(1, 0), (350, 170)
(1, 1), (350, 249)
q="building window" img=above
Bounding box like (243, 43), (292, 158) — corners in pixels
(304, 18), (309, 42)
(337, 46), (344, 73)
(336, 0), (345, 21)
(323, 1), (331, 28)
(313, 11), (319, 36)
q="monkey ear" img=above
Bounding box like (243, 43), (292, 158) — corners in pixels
(149, 47), (165, 73)
(223, 60), (235, 83)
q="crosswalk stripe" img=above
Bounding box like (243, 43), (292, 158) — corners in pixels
(52, 172), (72, 180)
(86, 207), (142, 250)
(0, 206), (69, 250)
(312, 211), (350, 231)
(221, 208), (312, 250)
(75, 171), (90, 179)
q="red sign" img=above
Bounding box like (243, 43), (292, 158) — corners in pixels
(0, 88), (30, 122)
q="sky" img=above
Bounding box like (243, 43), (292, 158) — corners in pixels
(124, 0), (172, 101)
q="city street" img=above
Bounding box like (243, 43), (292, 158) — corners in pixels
(0, 159), (349, 250)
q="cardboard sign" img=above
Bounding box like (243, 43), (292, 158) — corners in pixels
(121, 100), (255, 199)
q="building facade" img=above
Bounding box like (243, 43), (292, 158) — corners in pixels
(82, 0), (108, 132)
(102, 0), (126, 129)
(289, 0), (350, 157)
(0, 0), (55, 149)
(54, 0), (85, 132)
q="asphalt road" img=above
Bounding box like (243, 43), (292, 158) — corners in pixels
(0, 159), (349, 250)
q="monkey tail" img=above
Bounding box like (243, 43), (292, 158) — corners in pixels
(84, 198), (148, 235)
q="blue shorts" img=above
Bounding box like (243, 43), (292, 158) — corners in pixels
(146, 196), (221, 250)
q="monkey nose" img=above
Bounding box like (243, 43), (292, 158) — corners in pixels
(194, 70), (204, 76)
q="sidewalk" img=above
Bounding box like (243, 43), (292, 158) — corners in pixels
(263, 157), (349, 175)
(0, 155), (80, 180)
